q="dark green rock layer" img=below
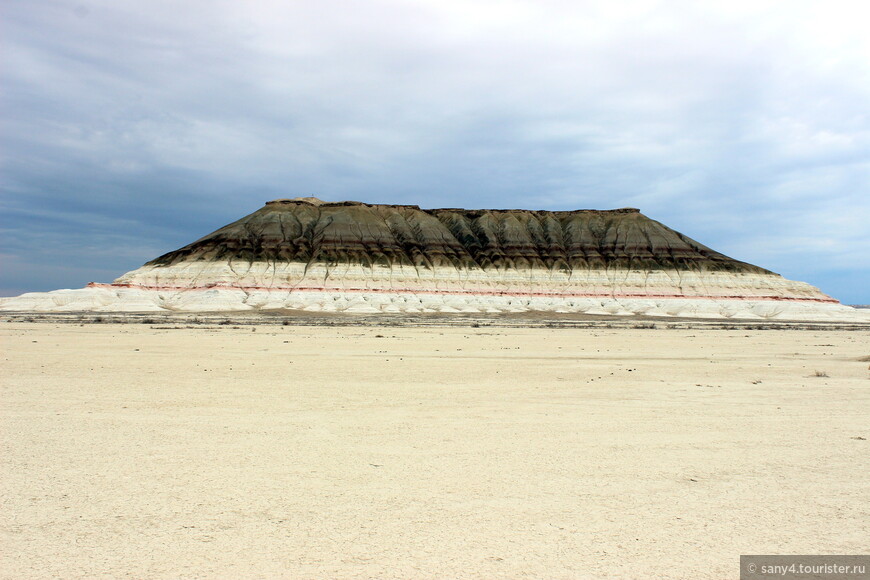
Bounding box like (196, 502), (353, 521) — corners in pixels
(147, 199), (770, 275)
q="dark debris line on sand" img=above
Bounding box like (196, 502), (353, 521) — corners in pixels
(2, 312), (870, 332)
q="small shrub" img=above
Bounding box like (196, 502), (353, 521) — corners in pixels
(813, 370), (829, 378)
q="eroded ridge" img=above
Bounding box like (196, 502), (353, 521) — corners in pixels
(3, 199), (866, 321)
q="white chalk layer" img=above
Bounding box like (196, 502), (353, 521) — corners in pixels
(2, 282), (866, 322)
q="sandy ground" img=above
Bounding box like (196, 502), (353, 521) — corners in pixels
(1, 322), (868, 579)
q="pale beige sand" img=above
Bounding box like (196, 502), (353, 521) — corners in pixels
(1, 323), (868, 579)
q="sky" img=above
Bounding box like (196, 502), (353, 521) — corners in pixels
(2, 0), (869, 303)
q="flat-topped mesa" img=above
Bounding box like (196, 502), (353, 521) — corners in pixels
(2, 198), (866, 320)
(142, 200), (767, 275)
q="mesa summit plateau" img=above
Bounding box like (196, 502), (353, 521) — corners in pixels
(3, 197), (866, 321)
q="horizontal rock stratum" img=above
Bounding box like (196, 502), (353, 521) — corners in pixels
(3, 198), (867, 320)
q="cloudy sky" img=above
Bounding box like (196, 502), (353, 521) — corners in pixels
(2, 0), (868, 303)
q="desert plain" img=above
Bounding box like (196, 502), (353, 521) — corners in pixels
(1, 317), (868, 579)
